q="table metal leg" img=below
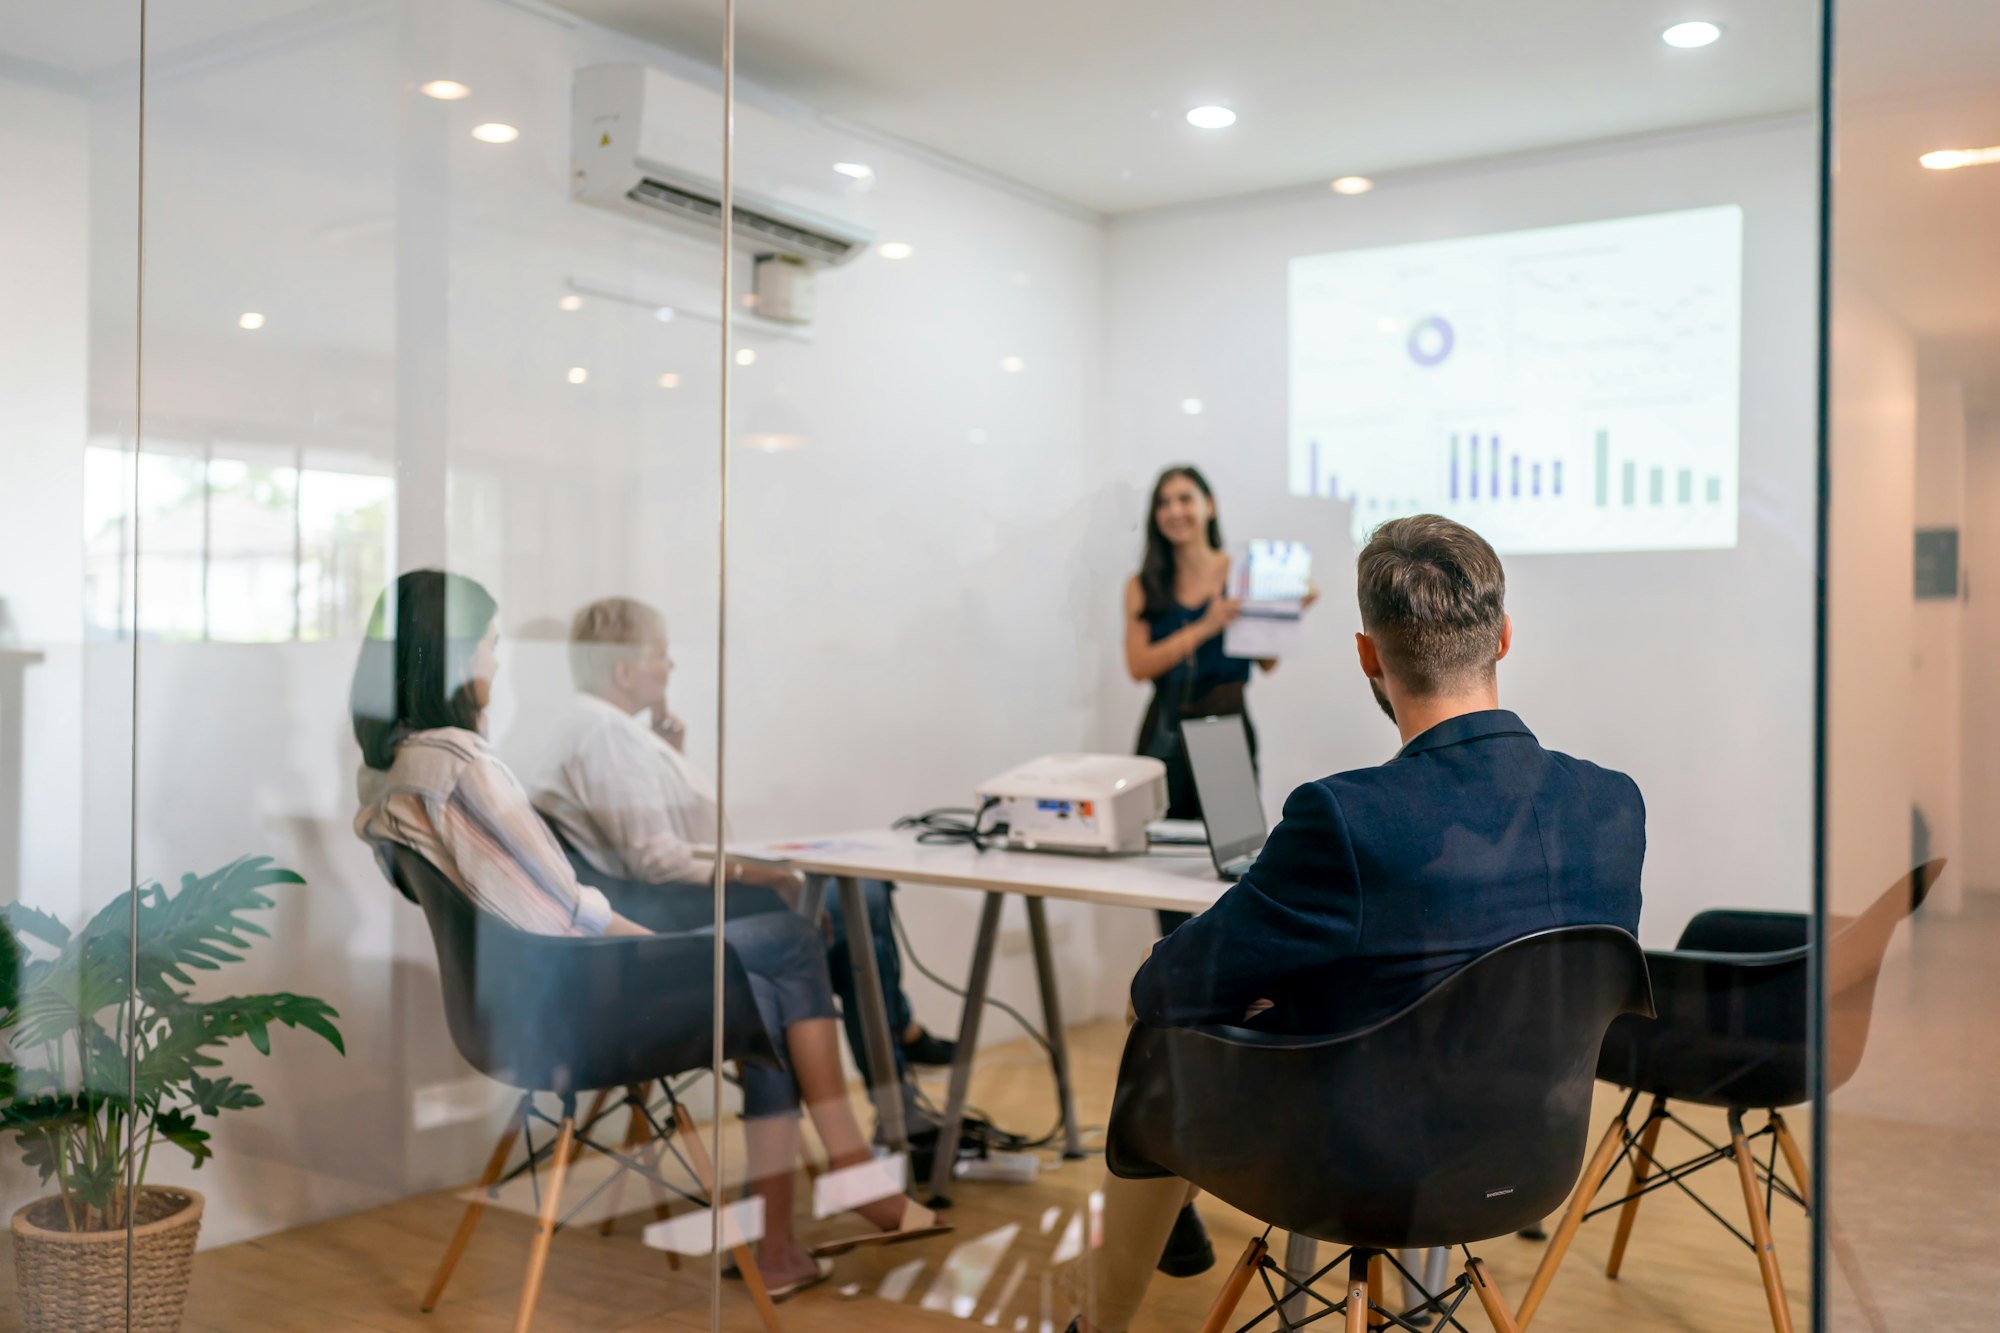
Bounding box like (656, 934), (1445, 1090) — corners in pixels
(797, 874), (827, 923)
(1283, 1233), (1317, 1325)
(1024, 897), (1083, 1159)
(928, 890), (1006, 1205)
(836, 875), (907, 1155)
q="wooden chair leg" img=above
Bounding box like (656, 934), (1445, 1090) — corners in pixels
(512, 1116), (576, 1333)
(1367, 1252), (1387, 1328)
(422, 1114), (521, 1311)
(1515, 1100), (1633, 1327)
(1771, 1111), (1811, 1208)
(1730, 1111), (1796, 1333)
(1467, 1257), (1522, 1333)
(1197, 1237), (1266, 1333)
(1605, 1094), (1667, 1278)
(672, 1103), (785, 1333)
(1344, 1251), (1372, 1333)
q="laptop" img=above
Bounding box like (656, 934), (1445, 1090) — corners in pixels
(1182, 714), (1269, 881)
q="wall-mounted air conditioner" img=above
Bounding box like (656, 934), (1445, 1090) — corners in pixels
(571, 64), (875, 270)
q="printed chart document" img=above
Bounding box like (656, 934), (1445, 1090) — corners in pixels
(1224, 539), (1311, 660)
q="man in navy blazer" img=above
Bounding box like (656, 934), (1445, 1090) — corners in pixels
(1066, 514), (1645, 1333)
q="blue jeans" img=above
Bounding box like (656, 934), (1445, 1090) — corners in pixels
(699, 909), (839, 1119)
(821, 878), (915, 1079)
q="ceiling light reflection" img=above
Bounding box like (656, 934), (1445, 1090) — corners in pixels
(1661, 21), (1722, 48)
(237, 312), (265, 330)
(878, 242), (915, 260)
(471, 122), (519, 144)
(566, 367), (588, 384)
(1186, 105), (1237, 129)
(420, 80), (470, 100)
(1920, 146), (2000, 171)
(1330, 176), (1374, 195)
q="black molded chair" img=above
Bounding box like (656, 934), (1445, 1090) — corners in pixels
(1107, 926), (1652, 1333)
(1516, 860), (1943, 1333)
(388, 846), (786, 1333)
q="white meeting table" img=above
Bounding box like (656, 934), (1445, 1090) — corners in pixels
(736, 827), (1229, 1205)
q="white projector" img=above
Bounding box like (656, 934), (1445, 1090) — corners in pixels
(975, 754), (1168, 855)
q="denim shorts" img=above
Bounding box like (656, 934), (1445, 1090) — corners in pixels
(697, 908), (838, 1118)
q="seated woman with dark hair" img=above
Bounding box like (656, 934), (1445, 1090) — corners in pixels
(350, 569), (945, 1299)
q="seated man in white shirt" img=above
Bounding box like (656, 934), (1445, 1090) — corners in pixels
(531, 596), (955, 1079)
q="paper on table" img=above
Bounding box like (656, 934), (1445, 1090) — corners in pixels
(1223, 538), (1310, 660)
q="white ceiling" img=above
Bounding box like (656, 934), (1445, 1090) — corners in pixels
(559, 0), (1820, 215)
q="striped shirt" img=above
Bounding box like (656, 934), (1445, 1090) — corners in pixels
(355, 727), (614, 937)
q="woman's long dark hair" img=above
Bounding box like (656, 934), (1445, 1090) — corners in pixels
(350, 569), (499, 771)
(1138, 465), (1222, 618)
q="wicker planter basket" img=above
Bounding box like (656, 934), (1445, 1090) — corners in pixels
(10, 1187), (203, 1332)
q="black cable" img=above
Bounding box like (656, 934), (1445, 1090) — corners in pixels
(893, 798), (1007, 850)
(887, 893), (1104, 1155)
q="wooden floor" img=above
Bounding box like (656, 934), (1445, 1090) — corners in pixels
(146, 1019), (1807, 1333)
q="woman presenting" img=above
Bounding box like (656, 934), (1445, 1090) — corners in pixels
(1126, 466), (1313, 927)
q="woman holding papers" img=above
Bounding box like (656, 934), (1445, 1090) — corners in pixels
(1127, 468), (1259, 821)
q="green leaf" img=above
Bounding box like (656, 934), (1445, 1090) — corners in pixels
(186, 1073), (263, 1115)
(2, 901), (72, 951)
(154, 1107), (212, 1169)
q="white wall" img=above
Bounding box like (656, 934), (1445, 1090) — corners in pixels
(1962, 413), (2000, 890)
(1101, 120), (1823, 946)
(1825, 289), (1918, 915)
(1912, 373), (1966, 910)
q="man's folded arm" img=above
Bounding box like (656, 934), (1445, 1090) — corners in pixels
(1130, 779), (1362, 1029)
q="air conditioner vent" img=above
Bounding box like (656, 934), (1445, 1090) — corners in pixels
(629, 178), (864, 265)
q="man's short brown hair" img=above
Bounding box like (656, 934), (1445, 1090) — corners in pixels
(569, 597), (666, 694)
(1356, 515), (1506, 695)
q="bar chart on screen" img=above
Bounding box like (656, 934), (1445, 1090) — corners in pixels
(1289, 205), (1742, 554)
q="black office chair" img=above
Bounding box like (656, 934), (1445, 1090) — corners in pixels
(545, 819), (793, 933)
(387, 846), (788, 1333)
(1106, 926), (1652, 1333)
(1516, 860), (1943, 1333)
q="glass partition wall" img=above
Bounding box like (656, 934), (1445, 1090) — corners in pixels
(28, 1), (1989, 1331)
(1819, 0), (2000, 1329)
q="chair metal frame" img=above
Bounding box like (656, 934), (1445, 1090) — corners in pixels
(1515, 861), (1943, 1333)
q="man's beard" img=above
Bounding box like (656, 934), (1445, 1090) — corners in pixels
(1369, 677), (1396, 723)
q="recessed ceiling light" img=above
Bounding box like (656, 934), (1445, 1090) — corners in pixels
(654, 306), (676, 323)
(735, 348), (757, 366)
(999, 356), (1026, 373)
(1330, 176), (1374, 195)
(833, 162), (874, 179)
(658, 372), (681, 389)
(1186, 105), (1237, 130)
(1181, 398), (1204, 415)
(419, 79), (470, 100)
(471, 122), (519, 144)
(1920, 145), (2000, 171)
(557, 294), (583, 312)
(1661, 21), (1723, 48)
(878, 241), (915, 260)
(566, 367), (588, 384)
(237, 312), (265, 330)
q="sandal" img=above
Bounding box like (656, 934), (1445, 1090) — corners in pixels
(765, 1256), (835, 1303)
(809, 1197), (953, 1258)
(723, 1255), (835, 1303)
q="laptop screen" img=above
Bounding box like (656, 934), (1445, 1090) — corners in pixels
(1182, 714), (1268, 871)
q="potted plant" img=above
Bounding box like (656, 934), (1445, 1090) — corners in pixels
(1, 857), (345, 1331)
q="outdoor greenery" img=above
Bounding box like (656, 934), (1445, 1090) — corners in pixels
(0, 858), (345, 1231)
